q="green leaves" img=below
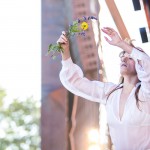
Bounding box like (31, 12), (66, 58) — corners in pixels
(0, 88), (40, 150)
(46, 20), (82, 59)
(48, 44), (63, 53)
(46, 43), (64, 59)
(47, 16), (98, 59)
(68, 21), (81, 35)
(0, 88), (6, 107)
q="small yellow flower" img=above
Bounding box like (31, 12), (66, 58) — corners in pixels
(80, 22), (88, 30)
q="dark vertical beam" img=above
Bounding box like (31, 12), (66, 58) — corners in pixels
(139, 27), (148, 43)
(132, 0), (141, 11)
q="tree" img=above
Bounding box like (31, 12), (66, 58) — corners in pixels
(0, 88), (40, 150)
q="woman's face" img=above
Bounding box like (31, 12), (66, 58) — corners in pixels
(119, 51), (137, 76)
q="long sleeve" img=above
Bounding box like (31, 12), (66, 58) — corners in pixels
(130, 48), (150, 100)
(59, 57), (115, 104)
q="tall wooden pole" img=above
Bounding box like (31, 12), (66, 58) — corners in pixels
(41, 0), (68, 150)
(105, 0), (130, 39)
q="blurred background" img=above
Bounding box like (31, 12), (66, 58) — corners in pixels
(0, 0), (150, 150)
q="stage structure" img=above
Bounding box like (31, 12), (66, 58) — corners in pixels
(41, 0), (150, 150)
(41, 0), (68, 149)
(41, 0), (105, 149)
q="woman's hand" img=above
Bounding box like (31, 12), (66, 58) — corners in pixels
(101, 27), (122, 47)
(57, 31), (70, 60)
(101, 27), (133, 54)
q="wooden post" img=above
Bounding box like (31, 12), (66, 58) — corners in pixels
(143, 0), (150, 31)
(41, 0), (68, 149)
(105, 0), (130, 39)
(70, 0), (100, 150)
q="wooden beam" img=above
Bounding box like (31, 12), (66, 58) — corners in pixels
(143, 0), (150, 31)
(105, 0), (130, 39)
(69, 95), (78, 150)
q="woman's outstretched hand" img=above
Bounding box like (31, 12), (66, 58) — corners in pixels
(101, 27), (133, 54)
(101, 27), (122, 47)
(57, 31), (70, 60)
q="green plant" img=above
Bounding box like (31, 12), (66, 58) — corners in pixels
(46, 16), (98, 59)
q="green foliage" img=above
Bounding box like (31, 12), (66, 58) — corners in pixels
(68, 21), (81, 36)
(47, 16), (98, 59)
(47, 20), (81, 58)
(0, 88), (40, 150)
(47, 43), (63, 59)
(0, 88), (6, 107)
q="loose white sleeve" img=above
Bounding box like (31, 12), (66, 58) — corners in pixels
(130, 48), (150, 100)
(59, 57), (115, 104)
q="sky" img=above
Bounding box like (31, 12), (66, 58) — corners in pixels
(0, 0), (41, 101)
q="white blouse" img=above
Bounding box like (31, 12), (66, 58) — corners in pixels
(59, 48), (150, 150)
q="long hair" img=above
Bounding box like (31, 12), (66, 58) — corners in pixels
(106, 77), (141, 109)
(106, 38), (142, 109)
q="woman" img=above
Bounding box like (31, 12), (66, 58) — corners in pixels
(57, 27), (150, 150)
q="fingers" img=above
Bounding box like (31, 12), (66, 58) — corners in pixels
(57, 31), (68, 44)
(101, 27), (116, 36)
(57, 38), (66, 44)
(62, 31), (66, 36)
(61, 34), (68, 43)
(104, 36), (111, 44)
(104, 27), (116, 32)
(101, 28), (110, 35)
